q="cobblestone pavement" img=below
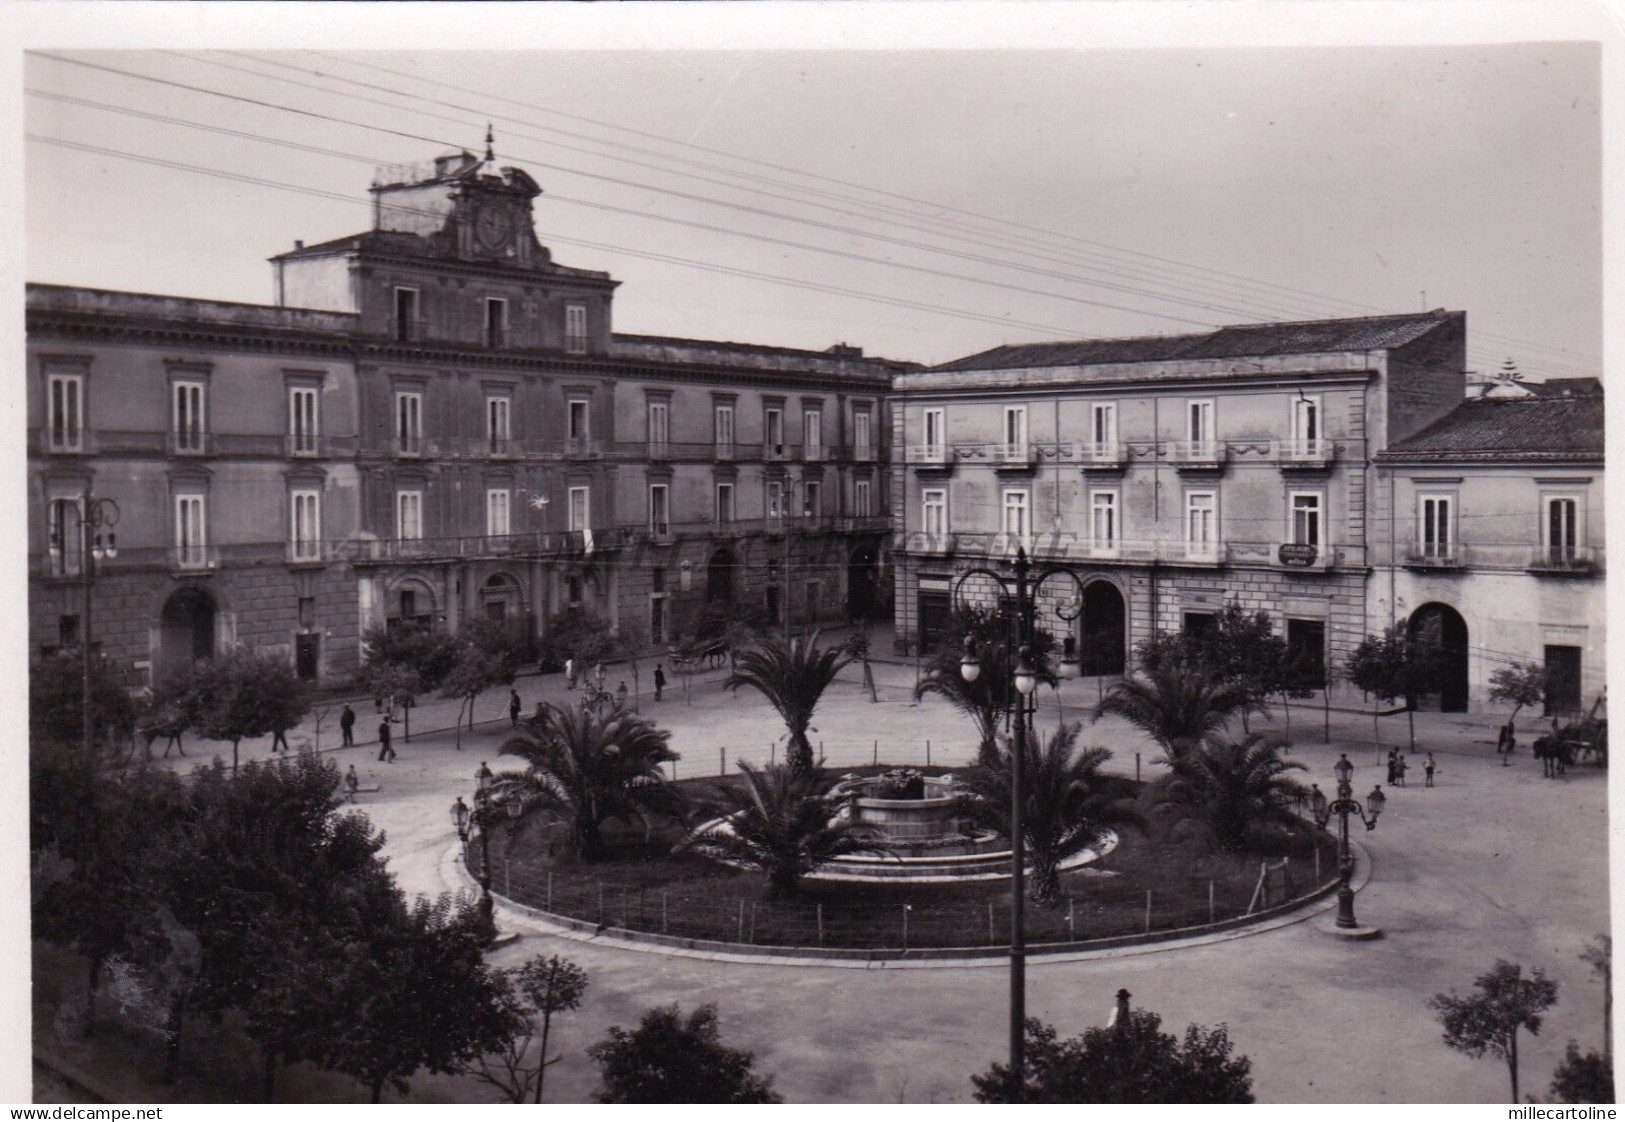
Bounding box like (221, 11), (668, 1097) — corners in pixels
(149, 655), (1608, 1104)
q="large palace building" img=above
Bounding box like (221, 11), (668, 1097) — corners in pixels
(26, 147), (906, 687)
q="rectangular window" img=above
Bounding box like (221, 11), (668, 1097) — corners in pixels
(298, 596), (317, 632)
(59, 614), (81, 649)
(803, 480), (821, 519)
(923, 407), (946, 453)
(1186, 491), (1217, 553)
(564, 304), (588, 353)
(1545, 495), (1579, 564)
(395, 391), (422, 455)
(715, 404), (735, 455)
(291, 489), (321, 561)
(765, 407), (785, 454)
(648, 401), (670, 455)
(1090, 490), (1118, 548)
(1419, 494), (1454, 559)
(651, 592), (668, 644)
(855, 479), (872, 517)
(175, 494), (207, 568)
(568, 486), (589, 532)
(486, 396), (511, 454)
(487, 489), (511, 537)
(289, 386), (319, 455)
(767, 480), (784, 521)
(567, 399), (589, 441)
(46, 497), (82, 576)
(649, 483), (670, 535)
(1293, 395), (1321, 447)
(804, 410), (822, 456)
(853, 411), (872, 458)
(1004, 405), (1028, 449)
(1291, 492), (1322, 547)
(1002, 489), (1030, 539)
(1090, 402), (1117, 447)
(47, 373), (83, 452)
(394, 287), (419, 342)
(716, 482), (735, 523)
(172, 381), (206, 453)
(484, 298), (507, 348)
(396, 490), (423, 541)
(922, 488), (947, 536)
(1187, 399), (1214, 444)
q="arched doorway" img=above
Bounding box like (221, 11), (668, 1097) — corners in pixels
(481, 572), (534, 659)
(707, 547), (735, 603)
(847, 545), (880, 621)
(1409, 602), (1469, 712)
(158, 586), (216, 683)
(1080, 580), (1126, 676)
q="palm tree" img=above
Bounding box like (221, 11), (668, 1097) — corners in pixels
(1154, 733), (1309, 852)
(915, 638), (1023, 766)
(1095, 658), (1248, 762)
(678, 763), (874, 898)
(498, 702), (684, 861)
(724, 631), (853, 775)
(960, 722), (1145, 905)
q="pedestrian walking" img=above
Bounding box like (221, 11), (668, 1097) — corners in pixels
(509, 688), (522, 727)
(340, 703), (356, 747)
(1424, 752), (1437, 787)
(565, 657), (577, 691)
(344, 764), (360, 801)
(1386, 747), (1399, 785)
(653, 663), (666, 702)
(1395, 753), (1408, 787)
(377, 716), (396, 762)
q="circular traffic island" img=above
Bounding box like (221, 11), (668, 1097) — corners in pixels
(477, 766), (1335, 958)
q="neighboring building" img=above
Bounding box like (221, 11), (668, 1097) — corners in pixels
(26, 145), (906, 687)
(1372, 394), (1606, 715)
(889, 311), (1469, 685)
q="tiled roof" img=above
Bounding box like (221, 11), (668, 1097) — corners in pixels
(930, 311), (1459, 372)
(1526, 376), (1603, 398)
(1379, 397), (1604, 461)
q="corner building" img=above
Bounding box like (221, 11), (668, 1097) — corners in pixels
(889, 312), (1468, 683)
(26, 148), (905, 687)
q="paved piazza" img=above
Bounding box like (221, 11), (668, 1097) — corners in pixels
(160, 651), (1611, 1105)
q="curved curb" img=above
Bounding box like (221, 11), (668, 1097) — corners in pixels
(443, 840), (1376, 970)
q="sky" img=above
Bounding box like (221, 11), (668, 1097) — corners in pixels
(24, 44), (1601, 376)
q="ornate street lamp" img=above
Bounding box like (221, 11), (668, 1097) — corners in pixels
(1312, 753), (1385, 937)
(953, 547), (1086, 1099)
(62, 490), (120, 767)
(1058, 636), (1082, 681)
(471, 767), (497, 932)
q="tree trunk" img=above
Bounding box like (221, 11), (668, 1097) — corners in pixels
(1028, 856), (1060, 906)
(262, 1047), (277, 1103)
(1282, 694), (1292, 736)
(789, 731), (815, 775)
(534, 1011), (553, 1104)
(371, 1076), (386, 1104)
(454, 699), (466, 751)
(1508, 1031), (1520, 1103)
(1407, 705), (1416, 752)
(232, 738), (241, 773)
(403, 704), (411, 743)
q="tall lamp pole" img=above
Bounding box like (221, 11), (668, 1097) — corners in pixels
(71, 488), (120, 765)
(1310, 753), (1385, 938)
(953, 547), (1084, 1098)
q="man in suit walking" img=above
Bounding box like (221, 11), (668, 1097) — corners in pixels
(377, 716), (396, 763)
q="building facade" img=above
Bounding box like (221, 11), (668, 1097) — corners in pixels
(888, 313), (1469, 685)
(1371, 394), (1606, 714)
(26, 147), (903, 688)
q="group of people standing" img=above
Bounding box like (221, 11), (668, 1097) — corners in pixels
(562, 656), (668, 704)
(1386, 747), (1439, 788)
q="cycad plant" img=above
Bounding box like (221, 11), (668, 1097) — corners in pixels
(498, 702), (684, 861)
(960, 722), (1144, 905)
(1095, 654), (1248, 763)
(1154, 733), (1309, 852)
(724, 631), (853, 775)
(679, 763), (873, 898)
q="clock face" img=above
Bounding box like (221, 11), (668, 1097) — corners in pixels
(475, 204), (513, 251)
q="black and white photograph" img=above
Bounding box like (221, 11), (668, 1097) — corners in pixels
(7, 1), (1617, 1109)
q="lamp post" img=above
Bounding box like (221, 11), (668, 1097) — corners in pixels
(1310, 753), (1386, 937)
(473, 763), (497, 931)
(64, 489), (120, 766)
(953, 546), (1084, 1098)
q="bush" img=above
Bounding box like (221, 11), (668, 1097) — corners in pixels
(589, 1003), (781, 1103)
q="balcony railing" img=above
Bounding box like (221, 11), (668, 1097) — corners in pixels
(990, 442), (1036, 467)
(485, 325), (507, 349)
(394, 434), (424, 458)
(714, 441), (736, 462)
(43, 549), (84, 578)
(1276, 438), (1335, 467)
(1528, 545), (1602, 574)
(168, 431), (212, 456)
(170, 544), (219, 571)
(646, 440), (671, 461)
(904, 444), (950, 467)
(564, 437), (603, 459)
(287, 540), (326, 565)
(1179, 540), (1226, 564)
(389, 317), (428, 343)
(900, 531), (956, 554)
(1404, 546), (1462, 570)
(1167, 440), (1226, 468)
(1076, 442), (1126, 468)
(802, 443), (829, 463)
(38, 427), (89, 455)
(763, 442), (794, 463)
(849, 444), (877, 463)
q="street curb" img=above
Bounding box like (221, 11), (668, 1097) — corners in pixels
(442, 840), (1374, 970)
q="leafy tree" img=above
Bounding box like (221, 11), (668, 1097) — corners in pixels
(726, 630), (854, 775)
(959, 722), (1144, 904)
(1095, 652), (1248, 763)
(470, 955), (591, 1103)
(972, 1010), (1254, 1103)
(1154, 733), (1310, 852)
(915, 607), (1056, 766)
(1191, 602), (1289, 732)
(29, 649), (138, 761)
(1549, 1041), (1614, 1104)
(359, 661), (422, 740)
(589, 1003), (782, 1104)
(442, 619), (521, 748)
(1346, 622), (1446, 751)
(680, 762), (874, 898)
(186, 646), (311, 771)
(499, 701), (683, 861)
(1579, 935), (1611, 1057)
(1490, 662), (1549, 724)
(536, 608), (617, 672)
(1428, 960), (1559, 1103)
(845, 632), (879, 702)
(360, 624), (462, 692)
(324, 894), (520, 1103)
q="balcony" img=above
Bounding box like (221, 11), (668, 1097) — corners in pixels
(646, 521), (674, 545)
(169, 544), (219, 572)
(802, 443), (829, 464)
(848, 443), (877, 463)
(1084, 541), (1122, 561)
(1403, 547), (1463, 572)
(286, 540), (326, 566)
(564, 437), (603, 459)
(900, 531), (956, 555)
(1276, 438), (1336, 469)
(1166, 440), (1227, 471)
(1174, 540), (1227, 565)
(389, 317), (428, 344)
(35, 427), (91, 455)
(394, 434), (424, 458)
(1076, 442), (1126, 470)
(714, 441), (737, 463)
(763, 442), (794, 464)
(168, 431), (213, 457)
(484, 436), (515, 460)
(646, 440), (671, 462)
(1527, 545), (1603, 576)
(834, 514), (892, 534)
(284, 434), (359, 458)
(485, 325), (508, 350)
(905, 444), (951, 468)
(1269, 541), (1336, 571)
(990, 442), (1038, 470)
